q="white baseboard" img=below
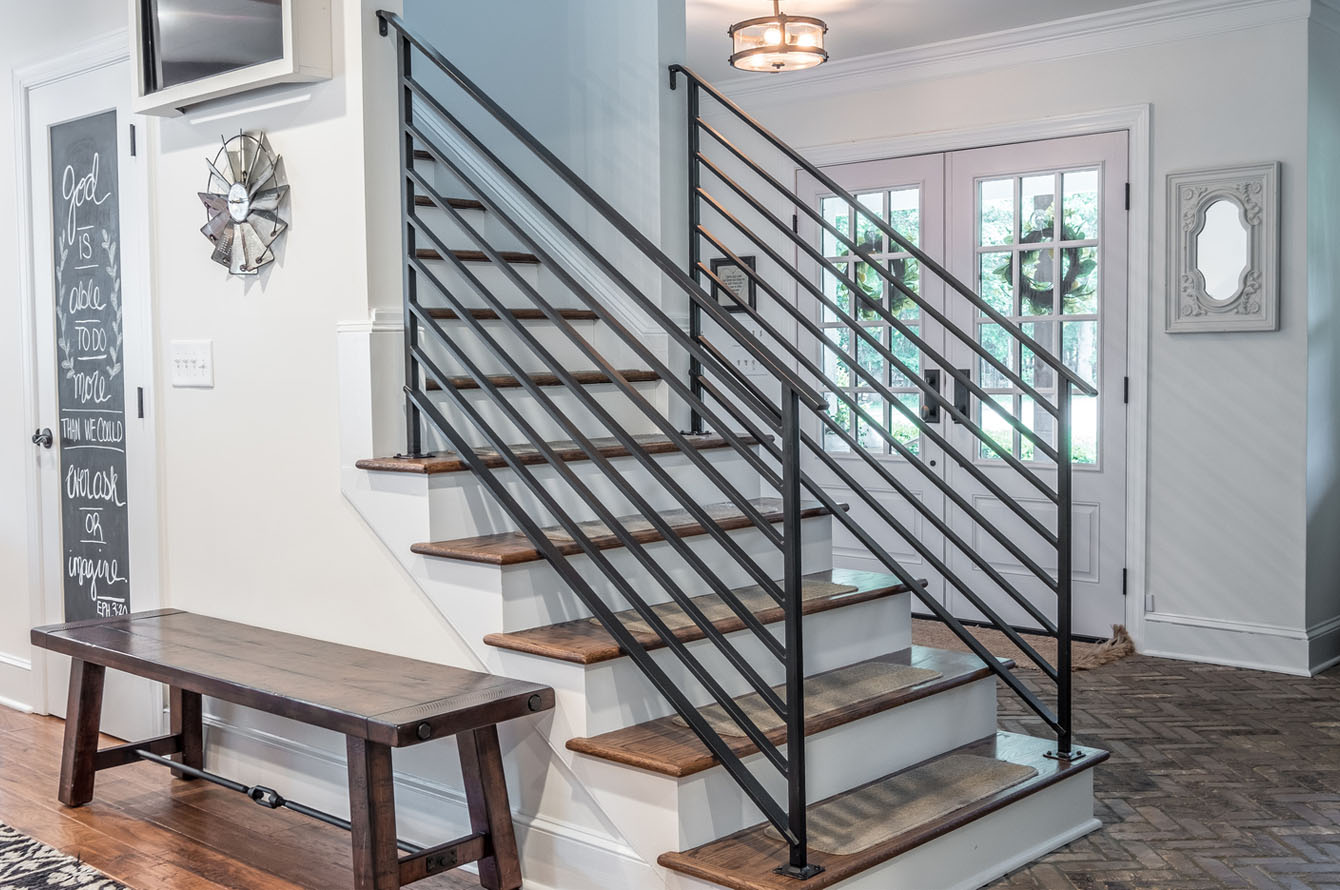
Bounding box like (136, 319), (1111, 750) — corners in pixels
(199, 712), (658, 890)
(1140, 610), (1314, 675)
(0, 651), (34, 714)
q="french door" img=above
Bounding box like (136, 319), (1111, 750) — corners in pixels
(800, 132), (1129, 639)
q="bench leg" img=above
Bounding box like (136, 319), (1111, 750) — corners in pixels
(347, 737), (401, 890)
(458, 726), (522, 890)
(58, 658), (105, 808)
(169, 687), (204, 779)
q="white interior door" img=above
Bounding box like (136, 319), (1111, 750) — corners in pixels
(798, 153), (950, 607)
(944, 132), (1129, 637)
(26, 56), (162, 740)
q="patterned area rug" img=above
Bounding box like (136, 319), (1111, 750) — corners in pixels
(0, 822), (129, 889)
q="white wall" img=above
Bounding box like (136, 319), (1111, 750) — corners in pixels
(707, 5), (1319, 672)
(1306, 4), (1340, 672)
(0, 0), (128, 709)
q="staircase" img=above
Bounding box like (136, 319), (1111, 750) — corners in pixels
(349, 11), (1107, 889)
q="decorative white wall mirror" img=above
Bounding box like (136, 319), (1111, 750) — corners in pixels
(1167, 162), (1280, 332)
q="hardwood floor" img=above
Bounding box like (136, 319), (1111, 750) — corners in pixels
(0, 711), (474, 890)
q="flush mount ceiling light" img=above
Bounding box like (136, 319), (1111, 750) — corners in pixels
(729, 0), (828, 73)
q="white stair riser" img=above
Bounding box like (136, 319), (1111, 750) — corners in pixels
(414, 256), (542, 309)
(493, 592), (909, 739)
(572, 676), (997, 860)
(418, 379), (667, 451)
(665, 768), (1100, 890)
(416, 317), (599, 377)
(419, 514), (835, 633)
(412, 205), (531, 255)
(423, 448), (765, 539)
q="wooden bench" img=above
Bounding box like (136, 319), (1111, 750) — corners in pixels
(31, 609), (555, 890)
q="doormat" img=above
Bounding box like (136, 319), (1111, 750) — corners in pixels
(764, 754), (1037, 856)
(0, 822), (130, 888)
(912, 620), (1134, 671)
(673, 661), (942, 737)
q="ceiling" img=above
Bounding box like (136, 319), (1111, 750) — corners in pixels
(684, 0), (1157, 82)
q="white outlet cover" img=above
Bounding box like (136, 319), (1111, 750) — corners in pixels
(170, 340), (214, 388)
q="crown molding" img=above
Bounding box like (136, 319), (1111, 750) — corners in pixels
(710, 0), (1311, 103)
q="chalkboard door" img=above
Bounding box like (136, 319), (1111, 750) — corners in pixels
(25, 57), (161, 740)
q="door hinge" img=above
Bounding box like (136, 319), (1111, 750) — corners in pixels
(1121, 567), (1127, 597)
(792, 213), (799, 234)
(129, 123), (137, 157)
(137, 386), (145, 419)
(1124, 182), (1130, 211)
(1123, 375), (1130, 404)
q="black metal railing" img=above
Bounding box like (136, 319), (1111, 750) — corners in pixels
(378, 10), (1090, 877)
(670, 63), (1095, 764)
(380, 12), (835, 877)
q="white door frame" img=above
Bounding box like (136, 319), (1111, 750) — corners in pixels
(794, 104), (1152, 647)
(13, 29), (163, 715)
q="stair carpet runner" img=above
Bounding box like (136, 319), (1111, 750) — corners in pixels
(359, 181), (1107, 889)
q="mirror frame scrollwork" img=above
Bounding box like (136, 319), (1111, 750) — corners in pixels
(1166, 162), (1280, 333)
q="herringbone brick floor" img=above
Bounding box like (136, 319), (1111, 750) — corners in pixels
(988, 654), (1340, 889)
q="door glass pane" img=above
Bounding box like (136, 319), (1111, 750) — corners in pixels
(1062, 320), (1098, 387)
(979, 252), (1013, 314)
(979, 397), (1016, 461)
(1020, 249), (1056, 316)
(978, 323), (1013, 389)
(890, 326), (920, 387)
(1021, 174), (1056, 242)
(822, 196), (850, 257)
(855, 192), (883, 254)
(856, 391), (886, 452)
(889, 187), (920, 248)
(1071, 395), (1098, 465)
(979, 178), (1014, 246)
(1061, 247), (1098, 314)
(1062, 170), (1099, 240)
(890, 393), (921, 456)
(823, 268), (850, 322)
(857, 327), (885, 379)
(824, 391), (851, 453)
(854, 261), (883, 319)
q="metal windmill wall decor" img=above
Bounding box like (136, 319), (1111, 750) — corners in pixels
(198, 132), (289, 275)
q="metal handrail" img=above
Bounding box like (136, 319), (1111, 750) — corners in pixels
(670, 62), (1097, 399)
(378, 12), (829, 874)
(378, 11), (825, 414)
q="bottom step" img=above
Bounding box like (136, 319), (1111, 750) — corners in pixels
(658, 732), (1106, 890)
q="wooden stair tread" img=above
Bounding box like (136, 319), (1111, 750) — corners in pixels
(422, 368), (660, 392)
(357, 432), (755, 476)
(413, 195), (486, 211)
(423, 307), (598, 321)
(412, 497), (843, 566)
(485, 569), (911, 665)
(416, 248), (540, 264)
(657, 732), (1108, 890)
(565, 646), (1001, 777)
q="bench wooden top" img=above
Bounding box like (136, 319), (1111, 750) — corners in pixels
(31, 610), (554, 748)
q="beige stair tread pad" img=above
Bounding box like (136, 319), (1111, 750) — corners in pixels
(545, 501), (755, 544)
(589, 579), (859, 637)
(765, 753), (1039, 856)
(674, 661), (942, 738)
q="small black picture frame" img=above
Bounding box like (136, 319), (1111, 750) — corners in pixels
(710, 255), (758, 312)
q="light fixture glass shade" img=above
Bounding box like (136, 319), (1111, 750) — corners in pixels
(729, 5), (828, 73)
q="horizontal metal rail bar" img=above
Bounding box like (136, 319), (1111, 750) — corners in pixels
(135, 750), (424, 854)
(697, 231), (1063, 552)
(695, 349), (1061, 643)
(695, 197), (1061, 506)
(401, 377), (798, 842)
(404, 249), (791, 677)
(698, 365), (1064, 685)
(404, 161), (794, 602)
(408, 352), (792, 774)
(693, 121), (1064, 422)
(403, 133), (799, 592)
(695, 148), (1064, 454)
(669, 62), (1097, 399)
(696, 375), (1064, 708)
(377, 12), (826, 411)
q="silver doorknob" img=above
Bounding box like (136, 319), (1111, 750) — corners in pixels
(31, 428), (53, 449)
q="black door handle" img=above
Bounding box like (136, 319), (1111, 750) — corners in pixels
(31, 428), (53, 449)
(920, 369), (941, 424)
(952, 369), (971, 422)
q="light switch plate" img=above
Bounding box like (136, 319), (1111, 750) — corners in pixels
(170, 340), (214, 388)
